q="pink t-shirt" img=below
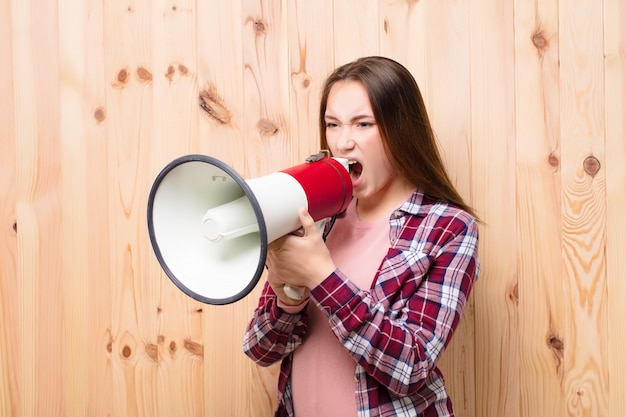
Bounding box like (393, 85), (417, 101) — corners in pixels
(292, 199), (391, 416)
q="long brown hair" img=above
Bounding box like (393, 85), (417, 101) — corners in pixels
(319, 56), (478, 219)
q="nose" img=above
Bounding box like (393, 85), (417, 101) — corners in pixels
(334, 126), (356, 152)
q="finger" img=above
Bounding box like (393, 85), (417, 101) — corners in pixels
(268, 234), (287, 251)
(298, 209), (315, 232)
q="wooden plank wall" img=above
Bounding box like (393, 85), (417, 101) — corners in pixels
(1, 0), (624, 416)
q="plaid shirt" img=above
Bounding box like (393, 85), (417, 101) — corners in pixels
(243, 191), (479, 416)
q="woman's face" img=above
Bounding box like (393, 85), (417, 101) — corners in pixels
(324, 81), (412, 216)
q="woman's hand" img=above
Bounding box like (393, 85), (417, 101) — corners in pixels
(265, 209), (337, 303)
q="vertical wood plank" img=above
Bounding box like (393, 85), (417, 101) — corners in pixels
(468, 1), (520, 416)
(242, 0), (290, 177)
(12, 0), (65, 416)
(558, 1), (609, 415)
(103, 0), (159, 415)
(604, 1), (626, 416)
(332, 0), (379, 64)
(11, 2), (39, 415)
(287, 0), (335, 160)
(82, 1), (114, 415)
(195, 0), (246, 166)
(515, 0), (567, 412)
(513, 1), (566, 416)
(379, 0), (424, 71)
(0, 0), (18, 415)
(58, 0), (90, 415)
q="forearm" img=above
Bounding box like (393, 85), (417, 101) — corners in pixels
(243, 282), (309, 366)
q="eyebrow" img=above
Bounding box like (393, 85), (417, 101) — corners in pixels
(323, 114), (375, 122)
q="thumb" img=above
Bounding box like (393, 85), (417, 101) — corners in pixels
(298, 209), (316, 234)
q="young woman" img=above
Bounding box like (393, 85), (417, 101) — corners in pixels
(243, 56), (480, 417)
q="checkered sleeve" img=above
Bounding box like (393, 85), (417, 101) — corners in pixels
(242, 280), (309, 367)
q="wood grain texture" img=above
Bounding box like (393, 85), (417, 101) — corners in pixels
(287, 0), (334, 160)
(242, 0), (290, 177)
(604, 1), (626, 416)
(469, 1), (520, 417)
(513, 1), (566, 416)
(59, 0), (90, 415)
(81, 0), (113, 414)
(12, 1), (65, 417)
(332, 0), (379, 65)
(103, 1), (161, 415)
(559, 1), (609, 416)
(0, 0), (18, 415)
(1, 1), (625, 416)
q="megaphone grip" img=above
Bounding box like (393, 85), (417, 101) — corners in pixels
(283, 285), (306, 300)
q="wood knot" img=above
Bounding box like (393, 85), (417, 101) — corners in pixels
(583, 156), (600, 177)
(184, 339), (204, 357)
(253, 19), (267, 35)
(137, 66), (153, 83)
(257, 118), (279, 136)
(169, 341), (177, 354)
(199, 85), (232, 124)
(546, 332), (564, 377)
(548, 335), (564, 351)
(531, 29), (548, 57)
(291, 71), (312, 91)
(166, 65), (176, 81)
(12, 221), (17, 233)
(121, 345), (132, 358)
(548, 152), (560, 168)
(508, 283), (519, 304)
(94, 107), (106, 123)
(532, 31), (547, 49)
(145, 343), (159, 362)
(178, 64), (189, 75)
(116, 68), (130, 85)
(166, 64), (190, 82)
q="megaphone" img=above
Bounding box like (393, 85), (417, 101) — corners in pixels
(147, 152), (353, 305)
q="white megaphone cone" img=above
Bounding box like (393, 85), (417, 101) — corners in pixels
(147, 152), (352, 305)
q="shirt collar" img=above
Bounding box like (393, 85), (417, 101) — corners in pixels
(396, 189), (438, 218)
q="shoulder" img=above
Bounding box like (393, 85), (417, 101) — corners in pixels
(400, 191), (476, 232)
(394, 192), (478, 251)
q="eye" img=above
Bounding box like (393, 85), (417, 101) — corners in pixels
(325, 122), (339, 129)
(356, 121), (375, 129)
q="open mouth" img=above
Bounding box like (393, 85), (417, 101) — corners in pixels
(348, 161), (362, 181)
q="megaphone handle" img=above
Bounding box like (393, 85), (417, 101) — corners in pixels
(283, 284), (306, 300)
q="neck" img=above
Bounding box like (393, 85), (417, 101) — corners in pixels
(356, 186), (414, 221)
